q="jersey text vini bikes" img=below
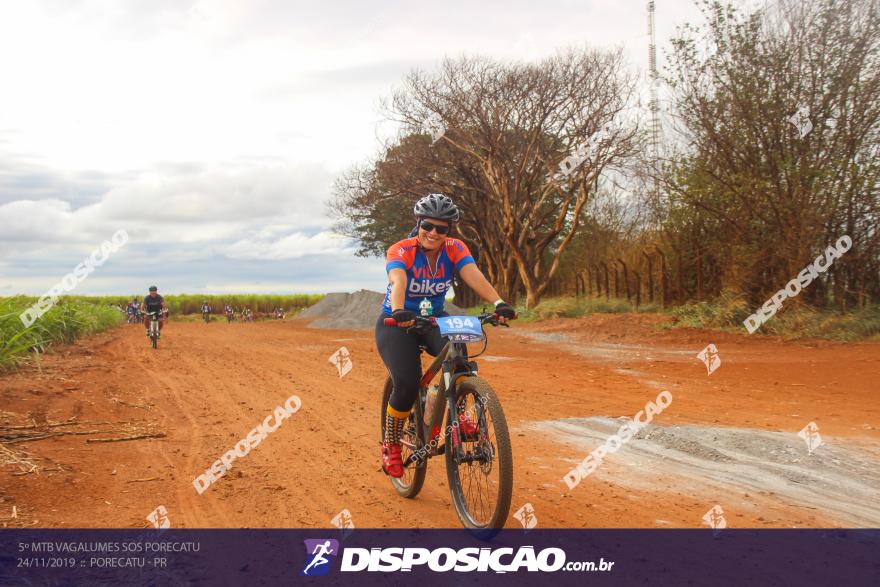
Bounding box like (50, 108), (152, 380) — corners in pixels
(382, 237), (475, 316)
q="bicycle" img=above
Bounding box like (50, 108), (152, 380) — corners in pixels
(202, 310), (211, 324)
(145, 311), (161, 349)
(380, 311), (515, 534)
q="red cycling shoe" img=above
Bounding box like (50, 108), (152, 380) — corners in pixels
(381, 441), (404, 478)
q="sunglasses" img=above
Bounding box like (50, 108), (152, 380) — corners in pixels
(419, 220), (450, 235)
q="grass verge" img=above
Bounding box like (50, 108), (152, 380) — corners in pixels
(455, 293), (880, 340)
(0, 296), (124, 370)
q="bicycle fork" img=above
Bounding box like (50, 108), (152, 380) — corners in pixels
(406, 342), (478, 466)
(431, 361), (478, 461)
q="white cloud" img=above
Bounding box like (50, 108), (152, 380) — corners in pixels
(96, 163), (332, 224)
(220, 230), (356, 260)
(0, 199), (78, 242)
(0, 0), (706, 294)
(0, 162), (334, 248)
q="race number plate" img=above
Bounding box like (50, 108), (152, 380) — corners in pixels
(437, 316), (485, 343)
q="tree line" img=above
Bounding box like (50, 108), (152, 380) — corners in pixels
(331, 0), (879, 310)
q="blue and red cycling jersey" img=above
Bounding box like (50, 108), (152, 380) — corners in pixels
(382, 236), (475, 317)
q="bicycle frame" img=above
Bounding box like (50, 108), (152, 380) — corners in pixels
(406, 333), (480, 468)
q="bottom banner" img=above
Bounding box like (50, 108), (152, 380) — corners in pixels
(1, 529), (877, 585)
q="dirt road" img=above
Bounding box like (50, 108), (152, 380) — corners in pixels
(2, 315), (878, 529)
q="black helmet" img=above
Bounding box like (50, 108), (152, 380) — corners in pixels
(413, 193), (459, 222)
(149, 286), (157, 292)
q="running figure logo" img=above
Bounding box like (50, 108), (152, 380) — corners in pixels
(146, 505), (170, 529)
(513, 502), (538, 531)
(798, 421), (824, 455)
(702, 504), (727, 536)
(696, 344), (721, 375)
(787, 104), (813, 138)
(422, 112), (446, 145)
(328, 347), (353, 378)
(331, 509), (355, 540)
(300, 539), (340, 577)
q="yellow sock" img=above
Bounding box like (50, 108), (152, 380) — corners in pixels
(385, 404), (409, 444)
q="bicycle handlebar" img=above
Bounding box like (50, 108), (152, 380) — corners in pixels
(383, 316), (437, 327)
(383, 311), (517, 328)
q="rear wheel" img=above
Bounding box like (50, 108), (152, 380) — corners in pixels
(444, 376), (513, 535)
(380, 377), (427, 498)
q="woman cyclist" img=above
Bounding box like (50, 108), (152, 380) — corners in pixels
(376, 193), (516, 478)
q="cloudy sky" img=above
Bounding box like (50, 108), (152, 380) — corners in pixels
(0, 0), (718, 296)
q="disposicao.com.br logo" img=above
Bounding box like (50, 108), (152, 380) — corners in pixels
(300, 542), (612, 575)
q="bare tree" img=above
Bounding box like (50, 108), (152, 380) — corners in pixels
(342, 50), (642, 307)
(660, 0), (880, 306)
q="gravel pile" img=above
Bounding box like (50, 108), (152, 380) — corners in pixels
(299, 289), (464, 330)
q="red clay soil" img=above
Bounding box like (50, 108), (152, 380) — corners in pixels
(1, 314), (878, 529)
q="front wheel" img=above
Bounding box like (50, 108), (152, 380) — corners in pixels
(380, 377), (427, 498)
(444, 376), (513, 535)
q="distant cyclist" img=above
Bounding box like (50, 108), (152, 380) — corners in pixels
(225, 304), (235, 322)
(142, 286), (168, 337)
(376, 193), (516, 477)
(126, 298), (139, 323)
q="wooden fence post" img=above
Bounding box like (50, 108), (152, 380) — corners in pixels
(633, 270), (641, 308)
(655, 247), (668, 309)
(618, 258), (630, 301)
(600, 261), (610, 300)
(642, 250), (654, 303)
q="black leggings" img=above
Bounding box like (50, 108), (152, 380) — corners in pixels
(375, 313), (450, 413)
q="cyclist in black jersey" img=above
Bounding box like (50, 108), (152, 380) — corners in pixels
(142, 286), (168, 337)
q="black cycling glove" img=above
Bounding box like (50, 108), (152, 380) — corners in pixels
(494, 302), (517, 319)
(392, 309), (416, 324)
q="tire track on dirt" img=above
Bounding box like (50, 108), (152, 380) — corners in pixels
(3, 316), (878, 529)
